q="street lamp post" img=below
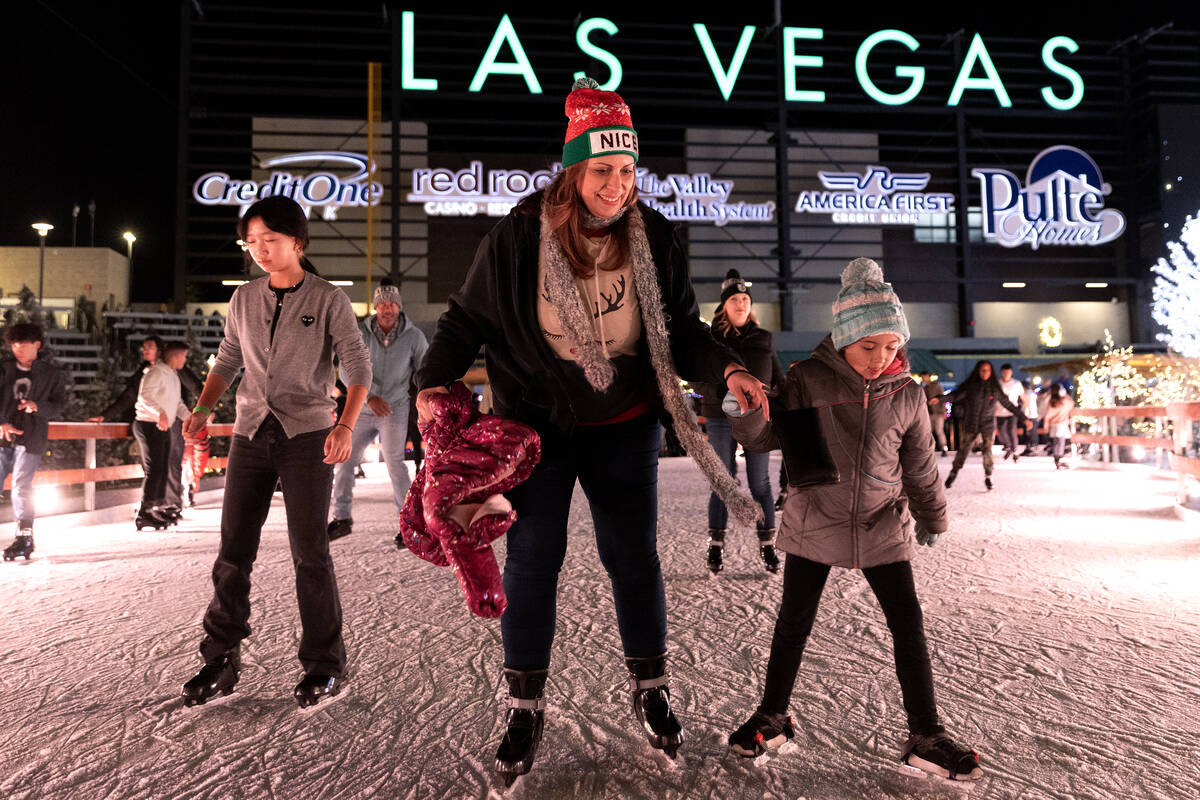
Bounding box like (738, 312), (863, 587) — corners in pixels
(123, 231), (136, 265)
(32, 222), (54, 305)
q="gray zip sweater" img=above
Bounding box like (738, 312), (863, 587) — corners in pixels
(212, 275), (372, 439)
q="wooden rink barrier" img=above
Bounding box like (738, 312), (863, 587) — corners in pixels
(2, 422), (234, 511)
(1072, 401), (1200, 507)
(6, 402), (1199, 514)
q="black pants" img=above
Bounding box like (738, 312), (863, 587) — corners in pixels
(995, 416), (1018, 454)
(132, 420), (172, 509)
(759, 554), (942, 736)
(166, 419), (184, 506)
(200, 415), (344, 676)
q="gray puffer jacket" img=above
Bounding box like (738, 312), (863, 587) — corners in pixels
(731, 335), (947, 569)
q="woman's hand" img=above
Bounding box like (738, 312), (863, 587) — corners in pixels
(324, 424), (353, 464)
(725, 370), (770, 421)
(416, 386), (450, 426)
(183, 410), (209, 436)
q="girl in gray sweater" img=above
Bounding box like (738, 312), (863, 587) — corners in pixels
(179, 196), (371, 709)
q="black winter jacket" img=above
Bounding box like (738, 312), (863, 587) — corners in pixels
(944, 377), (1026, 432)
(0, 357), (68, 452)
(696, 322), (782, 419)
(415, 192), (736, 433)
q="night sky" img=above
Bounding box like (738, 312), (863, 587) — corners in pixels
(3, 2), (1196, 305)
(2, 0), (179, 303)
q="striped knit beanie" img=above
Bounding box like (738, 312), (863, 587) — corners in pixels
(373, 281), (402, 309)
(562, 76), (638, 168)
(831, 257), (910, 350)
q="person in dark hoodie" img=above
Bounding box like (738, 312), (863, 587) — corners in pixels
(1, 323), (68, 561)
(696, 269), (784, 575)
(414, 77), (767, 784)
(723, 258), (983, 783)
(942, 360), (1029, 490)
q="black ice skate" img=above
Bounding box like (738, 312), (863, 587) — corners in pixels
(294, 673), (344, 708)
(900, 731), (983, 782)
(135, 506), (171, 531)
(181, 652), (239, 706)
(706, 529), (725, 574)
(944, 469), (958, 488)
(626, 655), (683, 758)
(3, 532), (34, 561)
(160, 505), (182, 525)
(728, 710), (795, 758)
(757, 527), (780, 573)
(327, 517), (352, 541)
(984, 476), (994, 491)
(495, 668), (547, 787)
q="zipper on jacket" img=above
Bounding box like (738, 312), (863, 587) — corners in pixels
(850, 381), (870, 569)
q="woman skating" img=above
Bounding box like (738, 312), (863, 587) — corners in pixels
(695, 269), (784, 574)
(414, 77), (767, 784)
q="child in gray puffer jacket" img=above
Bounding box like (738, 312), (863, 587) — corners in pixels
(723, 258), (983, 783)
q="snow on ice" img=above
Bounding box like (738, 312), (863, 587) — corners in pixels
(0, 454), (1197, 799)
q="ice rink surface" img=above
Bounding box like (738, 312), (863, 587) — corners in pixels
(2, 452), (1197, 800)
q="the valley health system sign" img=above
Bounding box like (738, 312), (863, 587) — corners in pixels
(794, 166), (955, 225)
(972, 146), (1125, 249)
(192, 152), (384, 220)
(408, 161), (775, 226)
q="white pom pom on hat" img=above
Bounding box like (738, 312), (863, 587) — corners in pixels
(841, 257), (885, 287)
(830, 256), (910, 349)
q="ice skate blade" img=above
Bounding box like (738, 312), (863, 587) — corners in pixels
(731, 733), (794, 760)
(900, 760), (983, 786)
(296, 684), (346, 712)
(182, 687), (236, 708)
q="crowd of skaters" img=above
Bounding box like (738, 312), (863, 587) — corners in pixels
(1, 75), (1103, 792)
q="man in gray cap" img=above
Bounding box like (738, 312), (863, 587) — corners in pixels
(328, 279), (428, 544)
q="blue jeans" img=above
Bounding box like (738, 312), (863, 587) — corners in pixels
(331, 407), (412, 519)
(706, 417), (775, 530)
(0, 445), (41, 526)
(501, 413), (666, 670)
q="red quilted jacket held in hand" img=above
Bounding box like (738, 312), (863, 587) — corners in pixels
(399, 383), (541, 618)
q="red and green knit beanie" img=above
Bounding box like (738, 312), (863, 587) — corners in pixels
(562, 76), (639, 168)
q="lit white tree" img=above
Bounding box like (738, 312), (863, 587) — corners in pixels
(1151, 214), (1200, 357)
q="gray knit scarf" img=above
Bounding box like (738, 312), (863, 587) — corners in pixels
(540, 204), (763, 527)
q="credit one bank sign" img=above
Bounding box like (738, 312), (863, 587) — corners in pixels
(408, 161), (775, 226)
(398, 12), (1086, 110)
(192, 152), (383, 220)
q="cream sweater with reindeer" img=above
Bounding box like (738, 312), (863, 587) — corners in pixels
(537, 234), (641, 361)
